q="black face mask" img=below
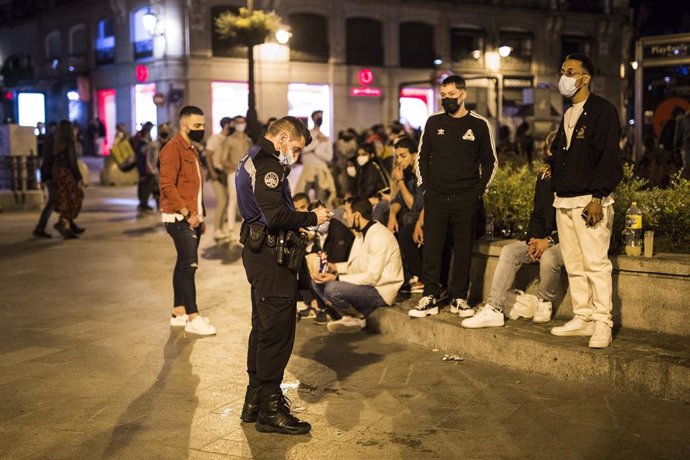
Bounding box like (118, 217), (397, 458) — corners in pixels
(441, 97), (461, 115)
(314, 117), (323, 127)
(188, 129), (205, 143)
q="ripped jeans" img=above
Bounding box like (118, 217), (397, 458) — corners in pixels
(165, 219), (202, 315)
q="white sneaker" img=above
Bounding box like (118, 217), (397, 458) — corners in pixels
(213, 229), (228, 241)
(170, 314), (188, 327)
(408, 295), (438, 318)
(505, 289), (538, 320)
(532, 300), (552, 324)
(589, 322), (612, 348)
(450, 298), (474, 317)
(550, 317), (594, 337)
(461, 304), (505, 328)
(185, 316), (217, 336)
(326, 316), (366, 334)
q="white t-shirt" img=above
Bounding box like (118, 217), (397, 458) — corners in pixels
(206, 133), (229, 168)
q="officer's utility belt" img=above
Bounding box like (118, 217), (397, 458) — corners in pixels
(240, 221), (307, 272)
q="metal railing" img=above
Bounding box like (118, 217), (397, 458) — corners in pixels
(0, 155), (39, 192)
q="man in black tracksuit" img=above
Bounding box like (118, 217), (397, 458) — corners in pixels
(548, 54), (623, 349)
(236, 116), (330, 435)
(409, 75), (498, 318)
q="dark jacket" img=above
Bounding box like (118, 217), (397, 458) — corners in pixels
(53, 144), (82, 182)
(526, 174), (558, 244)
(322, 218), (355, 263)
(551, 93), (623, 199)
(351, 158), (390, 199)
(40, 133), (55, 181)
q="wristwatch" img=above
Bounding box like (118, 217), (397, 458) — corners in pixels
(546, 236), (555, 247)
(591, 197), (602, 205)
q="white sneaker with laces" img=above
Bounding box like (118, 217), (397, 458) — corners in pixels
(170, 314), (188, 327)
(550, 317), (594, 337)
(408, 295), (438, 318)
(532, 300), (552, 324)
(185, 316), (217, 336)
(326, 316), (366, 334)
(461, 304), (505, 328)
(505, 289), (538, 320)
(589, 322), (612, 348)
(450, 298), (474, 317)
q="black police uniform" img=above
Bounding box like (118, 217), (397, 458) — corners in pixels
(235, 137), (317, 403)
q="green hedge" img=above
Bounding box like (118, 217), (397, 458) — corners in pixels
(484, 163), (690, 253)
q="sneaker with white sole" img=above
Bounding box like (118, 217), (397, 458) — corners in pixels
(185, 316), (217, 336)
(532, 300), (552, 324)
(505, 289), (538, 320)
(550, 317), (594, 337)
(461, 304), (505, 328)
(326, 316), (366, 334)
(170, 314), (188, 327)
(589, 322), (612, 348)
(408, 295), (438, 318)
(450, 298), (474, 317)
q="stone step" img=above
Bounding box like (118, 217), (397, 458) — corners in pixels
(469, 240), (690, 337)
(369, 302), (690, 402)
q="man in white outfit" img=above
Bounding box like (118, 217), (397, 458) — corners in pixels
(295, 110), (336, 205)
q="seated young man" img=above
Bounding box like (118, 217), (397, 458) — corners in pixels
(312, 197), (403, 333)
(387, 136), (424, 293)
(462, 133), (563, 328)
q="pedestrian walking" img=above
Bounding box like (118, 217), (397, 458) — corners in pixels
(236, 116), (330, 435)
(159, 106), (216, 336)
(33, 122), (57, 238)
(409, 75), (498, 318)
(51, 120), (85, 239)
(548, 54), (623, 348)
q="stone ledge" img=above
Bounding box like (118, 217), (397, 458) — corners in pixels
(369, 303), (690, 402)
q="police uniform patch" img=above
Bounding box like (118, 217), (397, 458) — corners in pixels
(264, 172), (279, 188)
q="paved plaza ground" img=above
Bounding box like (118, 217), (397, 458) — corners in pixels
(1, 181), (689, 459)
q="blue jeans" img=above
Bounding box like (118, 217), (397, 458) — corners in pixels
(165, 219), (201, 314)
(486, 240), (564, 309)
(311, 280), (385, 319)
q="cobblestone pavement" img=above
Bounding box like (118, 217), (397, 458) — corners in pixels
(1, 183), (689, 459)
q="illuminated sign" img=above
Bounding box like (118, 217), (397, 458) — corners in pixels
(643, 42), (690, 60)
(351, 68), (382, 98)
(136, 64), (149, 83)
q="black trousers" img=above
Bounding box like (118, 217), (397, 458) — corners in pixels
(137, 174), (155, 209)
(35, 180), (56, 231)
(422, 188), (479, 300)
(242, 245), (298, 399)
(165, 220), (201, 314)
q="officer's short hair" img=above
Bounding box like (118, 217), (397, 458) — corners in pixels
(441, 75), (466, 90)
(267, 116), (312, 145)
(179, 106), (204, 119)
(347, 196), (373, 220)
(394, 136), (418, 154)
(565, 53), (595, 76)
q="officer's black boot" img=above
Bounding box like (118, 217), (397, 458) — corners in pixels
(240, 386), (261, 423)
(255, 392), (311, 435)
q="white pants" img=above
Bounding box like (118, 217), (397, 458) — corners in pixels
(556, 205), (614, 326)
(226, 171), (238, 234)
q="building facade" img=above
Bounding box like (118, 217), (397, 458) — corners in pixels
(0, 0), (631, 151)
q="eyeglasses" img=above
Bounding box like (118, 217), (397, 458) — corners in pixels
(559, 69), (588, 78)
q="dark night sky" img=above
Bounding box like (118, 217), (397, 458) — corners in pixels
(632, 0), (690, 37)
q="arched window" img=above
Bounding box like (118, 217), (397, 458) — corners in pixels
(69, 24), (86, 56)
(346, 17), (383, 66)
(499, 29), (534, 64)
(450, 26), (485, 64)
(95, 17), (116, 65)
(132, 7), (154, 60)
(45, 30), (61, 59)
(289, 13), (329, 63)
(400, 22), (435, 68)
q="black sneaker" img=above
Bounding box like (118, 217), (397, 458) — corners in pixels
(313, 309), (331, 325)
(408, 295), (438, 318)
(298, 307), (316, 320)
(33, 229), (52, 238)
(70, 222), (85, 234)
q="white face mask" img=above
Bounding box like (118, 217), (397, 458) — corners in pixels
(558, 75), (584, 98)
(346, 166), (357, 177)
(317, 221), (330, 234)
(279, 142), (297, 166)
(234, 123), (246, 133)
(356, 155), (369, 166)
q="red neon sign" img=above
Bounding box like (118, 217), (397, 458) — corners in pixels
(136, 65), (149, 83)
(358, 68), (374, 85)
(350, 87), (382, 97)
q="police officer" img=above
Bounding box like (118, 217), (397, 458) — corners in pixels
(236, 116), (331, 435)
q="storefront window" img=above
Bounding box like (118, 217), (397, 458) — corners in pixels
(399, 87), (434, 129)
(134, 83), (157, 135)
(18, 93), (45, 127)
(287, 83), (331, 136)
(211, 82), (249, 133)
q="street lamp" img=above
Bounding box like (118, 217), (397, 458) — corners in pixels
(498, 46), (513, 58)
(142, 9), (157, 35)
(275, 29), (290, 45)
